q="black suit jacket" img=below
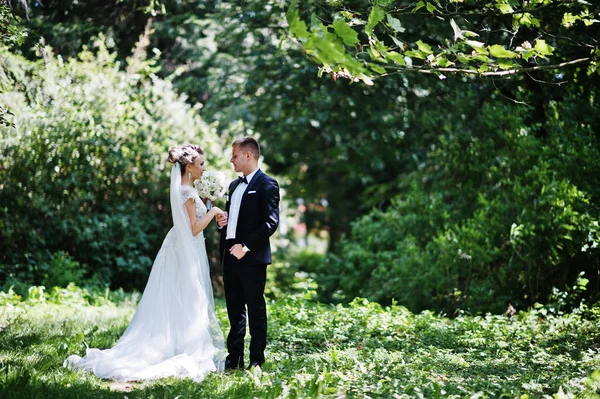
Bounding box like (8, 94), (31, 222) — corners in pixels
(219, 169), (280, 266)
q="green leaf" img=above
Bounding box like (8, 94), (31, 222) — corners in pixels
(520, 50), (536, 61)
(386, 51), (406, 65)
(437, 57), (450, 67)
(416, 40), (433, 55)
(386, 14), (405, 33)
(324, 31), (344, 47)
(426, 2), (437, 14)
(496, 3), (514, 14)
(488, 44), (518, 59)
(578, 278), (590, 288)
(515, 13), (541, 28)
(368, 47), (384, 62)
(333, 19), (359, 46)
(457, 54), (469, 63)
(534, 39), (554, 56)
(562, 12), (579, 28)
(286, 3), (309, 39)
(310, 13), (328, 33)
(366, 6), (385, 35)
(498, 61), (517, 70)
(390, 36), (404, 50)
(414, 1), (426, 11)
(473, 54), (491, 63)
(369, 63), (387, 74)
(404, 50), (427, 60)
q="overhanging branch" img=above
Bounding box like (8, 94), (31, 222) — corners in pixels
(381, 57), (592, 77)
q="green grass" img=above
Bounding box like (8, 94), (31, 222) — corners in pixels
(1, 286), (600, 398)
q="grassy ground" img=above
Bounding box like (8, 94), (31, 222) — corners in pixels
(1, 286), (599, 398)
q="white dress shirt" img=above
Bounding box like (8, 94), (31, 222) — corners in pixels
(226, 168), (259, 240)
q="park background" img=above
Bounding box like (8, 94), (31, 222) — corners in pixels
(1, 0), (599, 397)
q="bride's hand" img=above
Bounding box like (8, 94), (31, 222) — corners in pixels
(216, 210), (228, 227)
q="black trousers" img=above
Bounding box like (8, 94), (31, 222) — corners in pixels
(223, 241), (268, 366)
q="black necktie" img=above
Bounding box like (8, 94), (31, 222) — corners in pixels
(238, 175), (248, 184)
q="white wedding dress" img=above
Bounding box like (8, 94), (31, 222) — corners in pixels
(64, 164), (225, 382)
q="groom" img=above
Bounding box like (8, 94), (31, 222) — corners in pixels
(216, 137), (280, 370)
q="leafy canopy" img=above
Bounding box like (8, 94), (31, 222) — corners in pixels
(286, 0), (600, 84)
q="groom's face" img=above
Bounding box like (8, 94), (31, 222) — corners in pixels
(230, 145), (249, 174)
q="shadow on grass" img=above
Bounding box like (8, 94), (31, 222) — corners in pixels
(1, 371), (278, 399)
(0, 379), (123, 399)
(0, 330), (45, 351)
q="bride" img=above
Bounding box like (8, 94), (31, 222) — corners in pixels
(65, 144), (226, 382)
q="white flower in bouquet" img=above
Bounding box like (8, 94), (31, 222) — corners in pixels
(194, 171), (228, 203)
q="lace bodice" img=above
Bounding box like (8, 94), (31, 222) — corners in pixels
(181, 185), (207, 220)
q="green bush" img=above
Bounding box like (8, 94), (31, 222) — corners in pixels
(265, 250), (323, 300)
(0, 39), (228, 290)
(324, 99), (600, 313)
(37, 252), (86, 289)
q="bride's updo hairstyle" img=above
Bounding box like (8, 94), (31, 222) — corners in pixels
(168, 144), (204, 176)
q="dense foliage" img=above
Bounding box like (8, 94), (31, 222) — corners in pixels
(277, 1), (600, 313)
(0, 41), (229, 290)
(1, 0), (599, 313)
(318, 83), (600, 313)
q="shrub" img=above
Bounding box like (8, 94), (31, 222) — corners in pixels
(0, 39), (229, 290)
(323, 99), (600, 313)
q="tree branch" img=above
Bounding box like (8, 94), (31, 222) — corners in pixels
(381, 57), (592, 77)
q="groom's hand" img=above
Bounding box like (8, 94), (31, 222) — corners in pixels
(229, 244), (249, 260)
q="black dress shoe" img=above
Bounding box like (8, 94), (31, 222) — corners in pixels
(224, 358), (244, 370)
(247, 361), (262, 370)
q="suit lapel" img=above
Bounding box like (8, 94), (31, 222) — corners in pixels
(238, 169), (263, 213)
(243, 169), (263, 196)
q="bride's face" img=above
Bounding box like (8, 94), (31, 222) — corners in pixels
(189, 153), (206, 180)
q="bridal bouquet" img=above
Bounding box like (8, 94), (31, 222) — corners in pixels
(194, 171), (228, 202)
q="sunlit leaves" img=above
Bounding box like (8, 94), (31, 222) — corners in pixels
(488, 45), (519, 59)
(416, 40), (433, 55)
(286, 2), (309, 40)
(386, 51), (406, 65)
(286, 0), (598, 82)
(365, 6), (385, 35)
(333, 19), (359, 46)
(515, 12), (541, 28)
(414, 1), (438, 13)
(534, 39), (554, 57)
(4, 290), (600, 397)
(494, 0), (515, 14)
(562, 8), (600, 28)
(0, 42), (229, 288)
(0, 4), (26, 47)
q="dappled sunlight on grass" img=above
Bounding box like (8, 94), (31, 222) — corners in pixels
(1, 291), (599, 398)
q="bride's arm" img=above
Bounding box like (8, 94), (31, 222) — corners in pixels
(185, 199), (221, 236)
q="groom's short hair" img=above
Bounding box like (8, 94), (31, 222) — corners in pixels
(233, 137), (260, 160)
